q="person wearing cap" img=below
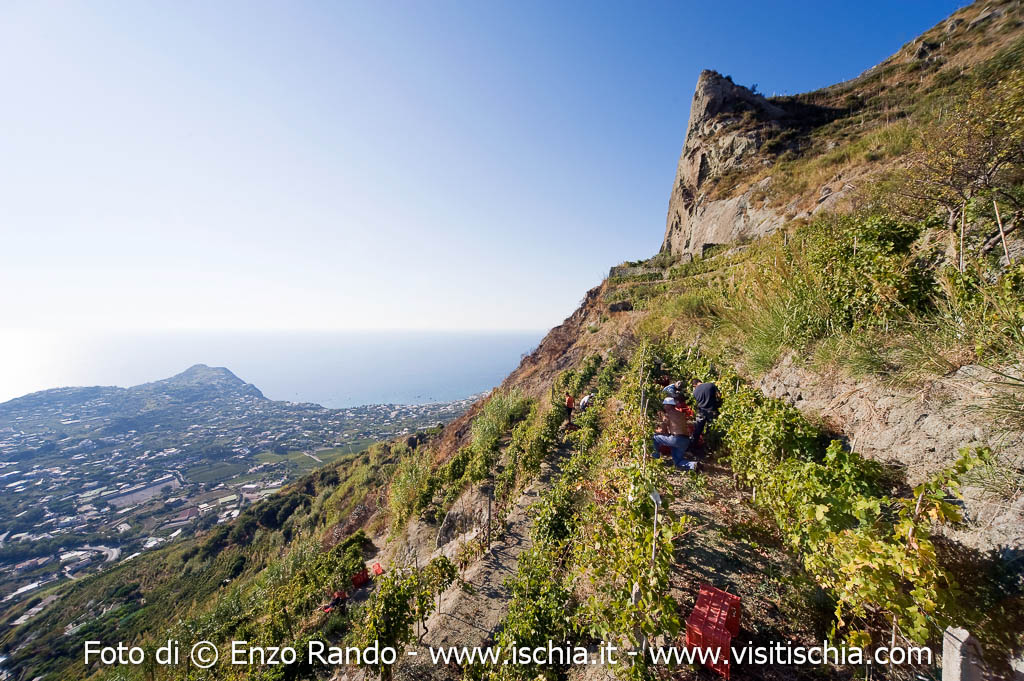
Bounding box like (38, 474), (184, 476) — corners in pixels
(652, 396), (696, 470)
(662, 380), (685, 400)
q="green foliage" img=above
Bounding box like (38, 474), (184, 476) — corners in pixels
(705, 212), (941, 373)
(470, 390), (533, 458)
(358, 557), (456, 680)
(387, 448), (432, 530)
(477, 358), (628, 681)
(488, 545), (576, 680)
(530, 463), (582, 547)
(800, 215), (933, 332)
(734, 214), (933, 358)
(579, 463), (686, 651)
(358, 570), (417, 681)
(887, 70), (1024, 221)
(660, 343), (987, 644)
(431, 390), (534, 513)
(555, 354), (604, 396)
(440, 447), (471, 487)
(944, 262), (1024, 360)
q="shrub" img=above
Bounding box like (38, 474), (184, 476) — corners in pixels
(725, 213), (937, 372)
(797, 214), (934, 336)
(388, 451), (431, 529)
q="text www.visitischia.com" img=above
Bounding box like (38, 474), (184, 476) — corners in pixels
(422, 641), (932, 667)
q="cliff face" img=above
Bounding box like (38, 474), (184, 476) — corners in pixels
(663, 0), (1024, 257)
(662, 70), (789, 256)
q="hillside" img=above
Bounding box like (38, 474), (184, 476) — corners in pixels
(2, 2), (1023, 680)
(0, 365), (475, 632)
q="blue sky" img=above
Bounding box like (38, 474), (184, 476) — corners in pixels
(1, 0), (967, 334)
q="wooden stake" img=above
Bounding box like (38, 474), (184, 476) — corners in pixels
(993, 199), (1013, 265)
(959, 204), (966, 273)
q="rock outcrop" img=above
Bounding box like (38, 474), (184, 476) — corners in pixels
(758, 355), (1024, 553)
(662, 70), (788, 256)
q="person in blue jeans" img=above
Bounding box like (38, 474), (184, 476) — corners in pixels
(651, 397), (697, 470)
(652, 433), (696, 470)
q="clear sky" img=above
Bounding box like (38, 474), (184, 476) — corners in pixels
(1, 0), (967, 334)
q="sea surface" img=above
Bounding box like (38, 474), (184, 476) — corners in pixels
(0, 331), (544, 407)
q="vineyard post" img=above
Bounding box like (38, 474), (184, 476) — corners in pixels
(993, 199), (1012, 264)
(649, 490), (661, 569)
(414, 553), (420, 640)
(959, 203), (966, 273)
(640, 360), (650, 469)
(644, 490), (662, 659)
(631, 581), (646, 657)
(486, 479), (492, 552)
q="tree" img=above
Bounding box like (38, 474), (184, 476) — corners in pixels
(888, 73), (1024, 255)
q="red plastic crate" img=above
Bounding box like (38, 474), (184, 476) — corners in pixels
(685, 584), (742, 679)
(657, 445), (673, 458)
(350, 568), (369, 588)
(685, 619), (731, 679)
(692, 584), (740, 635)
(371, 562), (384, 576)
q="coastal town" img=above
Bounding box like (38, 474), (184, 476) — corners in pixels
(0, 365), (477, 609)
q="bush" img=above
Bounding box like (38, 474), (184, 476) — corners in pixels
(388, 451), (432, 529)
(469, 390), (532, 458)
(556, 354), (603, 396)
(795, 214), (934, 337)
(726, 213), (937, 372)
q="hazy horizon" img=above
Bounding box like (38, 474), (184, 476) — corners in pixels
(0, 329), (543, 406)
(0, 1), (967, 401)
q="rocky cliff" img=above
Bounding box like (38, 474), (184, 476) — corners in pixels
(662, 0), (1024, 257)
(662, 70), (789, 257)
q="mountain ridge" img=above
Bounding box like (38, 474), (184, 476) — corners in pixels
(0, 363), (263, 410)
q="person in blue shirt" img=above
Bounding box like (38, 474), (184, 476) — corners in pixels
(662, 380), (684, 400)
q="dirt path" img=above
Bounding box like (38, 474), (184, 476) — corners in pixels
(657, 460), (837, 681)
(393, 448), (567, 680)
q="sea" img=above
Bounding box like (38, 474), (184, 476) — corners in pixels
(0, 331), (545, 407)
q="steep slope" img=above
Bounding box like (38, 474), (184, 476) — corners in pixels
(324, 5), (1024, 673)
(662, 69), (791, 256)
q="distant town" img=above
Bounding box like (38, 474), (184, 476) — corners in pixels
(0, 364), (478, 609)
